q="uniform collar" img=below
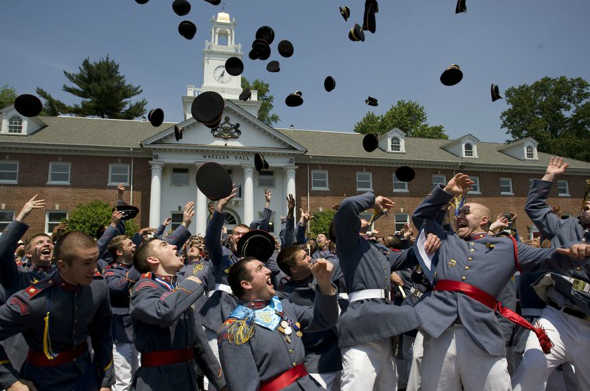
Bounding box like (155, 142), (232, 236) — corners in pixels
(32, 264), (54, 273)
(244, 299), (270, 310)
(56, 273), (81, 293)
(290, 274), (313, 286)
(156, 274), (176, 284)
(113, 262), (132, 269)
(465, 232), (489, 241)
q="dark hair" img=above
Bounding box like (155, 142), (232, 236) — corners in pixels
(53, 231), (97, 266)
(96, 225), (107, 240)
(25, 233), (52, 252)
(276, 245), (304, 277)
(385, 235), (403, 250)
(107, 235), (128, 260)
(233, 224), (250, 232)
(228, 256), (258, 298)
(133, 237), (160, 273)
(328, 220), (337, 243)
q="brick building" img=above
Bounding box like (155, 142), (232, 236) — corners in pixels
(1, 11), (589, 240)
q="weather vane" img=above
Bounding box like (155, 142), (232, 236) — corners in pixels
(221, 2), (227, 11)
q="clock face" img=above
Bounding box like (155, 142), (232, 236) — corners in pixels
(214, 66), (232, 84)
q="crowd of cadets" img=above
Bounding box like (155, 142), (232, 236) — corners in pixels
(0, 157), (588, 391)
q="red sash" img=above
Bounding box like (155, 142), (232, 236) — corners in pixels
(141, 347), (194, 367)
(434, 280), (553, 354)
(259, 363), (308, 391)
(27, 342), (87, 367)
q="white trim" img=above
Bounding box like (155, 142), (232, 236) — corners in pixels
(500, 177), (513, 196)
(356, 171), (373, 191)
(0, 210), (15, 232)
(557, 180), (570, 197)
(393, 174), (409, 193)
(108, 163), (130, 186)
(45, 210), (68, 234)
(432, 174), (446, 189)
(311, 170), (329, 191)
(0, 160), (19, 184)
(468, 176), (481, 194)
(47, 162), (71, 185)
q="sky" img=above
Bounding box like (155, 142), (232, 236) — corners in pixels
(2, 0), (590, 143)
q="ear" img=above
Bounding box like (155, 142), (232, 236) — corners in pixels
(25, 250), (33, 258)
(56, 259), (66, 271)
(480, 216), (490, 229)
(116, 249), (124, 257)
(240, 280), (252, 292)
(146, 256), (159, 267)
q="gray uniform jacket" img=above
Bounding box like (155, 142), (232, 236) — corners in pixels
(276, 254), (345, 374)
(333, 192), (421, 348)
(526, 178), (590, 314)
(218, 290), (338, 391)
(200, 211), (241, 332)
(130, 273), (225, 391)
(412, 185), (589, 357)
(0, 272), (114, 390)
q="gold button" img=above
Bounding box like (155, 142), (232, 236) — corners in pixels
(465, 266), (469, 270)
(461, 276), (466, 281)
(289, 349), (294, 354)
(470, 249), (475, 252)
(292, 363), (297, 367)
(468, 257), (473, 261)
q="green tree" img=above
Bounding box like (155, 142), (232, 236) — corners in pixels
(36, 56), (147, 119)
(501, 76), (590, 162)
(309, 209), (336, 238)
(65, 200), (138, 238)
(241, 77), (280, 126)
(354, 100), (448, 139)
(0, 83), (17, 110)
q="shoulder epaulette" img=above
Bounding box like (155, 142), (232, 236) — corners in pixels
(134, 279), (158, 292)
(219, 317), (255, 345)
(24, 278), (55, 299)
(93, 271), (104, 279)
(141, 272), (153, 279)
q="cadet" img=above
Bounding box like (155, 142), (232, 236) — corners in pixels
(333, 192), (440, 391)
(129, 237), (224, 391)
(411, 173), (590, 391)
(513, 157), (590, 390)
(0, 231), (114, 391)
(276, 245), (345, 391)
(218, 257), (338, 391)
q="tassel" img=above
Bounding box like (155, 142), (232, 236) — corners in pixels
(533, 322), (553, 354)
(43, 312), (57, 360)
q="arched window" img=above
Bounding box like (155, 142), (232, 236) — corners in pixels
(224, 209), (240, 233)
(464, 143), (473, 157)
(526, 146), (534, 159)
(390, 137), (401, 152)
(8, 116), (23, 134)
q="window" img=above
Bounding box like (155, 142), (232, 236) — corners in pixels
(46, 211), (67, 234)
(48, 162), (71, 185)
(0, 211), (14, 232)
(8, 116), (23, 134)
(171, 168), (189, 186)
(0, 161), (18, 184)
(390, 137), (401, 152)
(170, 212), (184, 231)
(258, 171), (274, 187)
(500, 178), (513, 195)
(432, 175), (446, 189)
(394, 213), (410, 233)
(357, 172), (373, 191)
(557, 180), (570, 197)
(108, 164), (130, 185)
(393, 174), (409, 192)
(464, 143), (474, 157)
(468, 176), (480, 194)
(311, 170), (329, 190)
(526, 146), (534, 159)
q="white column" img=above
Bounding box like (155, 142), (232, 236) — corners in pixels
(284, 165), (297, 212)
(195, 165), (208, 235)
(149, 161), (164, 228)
(243, 166), (254, 225)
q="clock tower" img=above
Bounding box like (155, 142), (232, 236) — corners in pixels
(183, 11), (261, 120)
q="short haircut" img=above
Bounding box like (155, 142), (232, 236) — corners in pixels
(53, 231), (97, 266)
(277, 245), (304, 277)
(228, 256), (258, 298)
(133, 238), (160, 273)
(107, 235), (128, 259)
(385, 235), (403, 250)
(233, 224), (250, 232)
(96, 225), (107, 240)
(25, 233), (52, 252)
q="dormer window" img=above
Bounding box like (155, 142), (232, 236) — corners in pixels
(464, 143), (474, 157)
(390, 137), (401, 152)
(526, 145), (535, 159)
(8, 116), (23, 134)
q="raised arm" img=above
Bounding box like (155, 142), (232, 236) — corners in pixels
(130, 276), (204, 327)
(517, 242), (590, 272)
(525, 157), (569, 240)
(165, 201), (194, 248)
(205, 186), (237, 265)
(295, 208), (311, 245)
(413, 174), (472, 228)
(97, 210), (123, 259)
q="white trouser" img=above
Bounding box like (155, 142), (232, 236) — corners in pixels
(112, 342), (139, 391)
(341, 338), (397, 391)
(512, 305), (590, 391)
(309, 371), (341, 391)
(407, 331), (424, 391)
(421, 325), (510, 391)
(204, 327), (221, 391)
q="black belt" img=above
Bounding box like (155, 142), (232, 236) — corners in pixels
(547, 300), (590, 321)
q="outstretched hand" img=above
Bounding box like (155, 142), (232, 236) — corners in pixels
(217, 185), (238, 212)
(16, 195), (45, 223)
(555, 244), (590, 260)
(543, 157), (569, 181)
(311, 259), (335, 295)
(444, 174), (474, 196)
(182, 202), (195, 226)
(374, 196), (394, 213)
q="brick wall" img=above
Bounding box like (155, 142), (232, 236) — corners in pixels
(0, 152), (152, 237)
(295, 162), (588, 240)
